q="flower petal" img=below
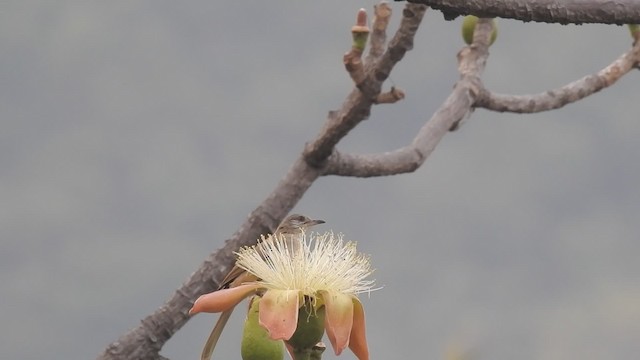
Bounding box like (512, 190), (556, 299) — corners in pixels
(348, 298), (369, 360)
(189, 284), (260, 315)
(319, 290), (354, 355)
(259, 289), (300, 340)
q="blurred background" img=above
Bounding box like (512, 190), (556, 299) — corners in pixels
(2, 1), (639, 359)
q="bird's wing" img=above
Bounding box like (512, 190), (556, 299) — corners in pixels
(218, 265), (246, 290)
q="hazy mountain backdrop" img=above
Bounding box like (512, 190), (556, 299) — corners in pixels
(2, 1), (639, 359)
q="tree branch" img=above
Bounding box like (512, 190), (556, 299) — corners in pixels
(303, 4), (427, 168)
(401, 0), (640, 24)
(367, 2), (393, 63)
(98, 1), (638, 356)
(322, 20), (495, 178)
(97, 4), (427, 359)
(475, 40), (640, 113)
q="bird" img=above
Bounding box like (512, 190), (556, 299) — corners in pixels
(198, 214), (325, 360)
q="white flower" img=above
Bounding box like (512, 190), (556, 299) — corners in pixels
(236, 231), (375, 296)
(190, 231), (376, 360)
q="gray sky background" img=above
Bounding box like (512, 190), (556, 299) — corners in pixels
(2, 1), (639, 359)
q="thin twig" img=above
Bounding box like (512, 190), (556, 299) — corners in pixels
(323, 19), (494, 177)
(366, 2), (393, 64)
(475, 41), (640, 113)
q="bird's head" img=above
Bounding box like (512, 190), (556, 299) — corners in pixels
(277, 214), (325, 234)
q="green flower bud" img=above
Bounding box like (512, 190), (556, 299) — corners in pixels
(629, 24), (640, 41)
(352, 30), (369, 53)
(351, 8), (370, 53)
(286, 298), (326, 353)
(462, 15), (497, 46)
(241, 297), (284, 360)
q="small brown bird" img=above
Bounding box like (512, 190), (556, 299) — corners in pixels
(198, 214), (325, 360)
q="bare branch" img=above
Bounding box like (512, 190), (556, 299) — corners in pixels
(98, 0), (639, 355)
(97, 4), (427, 359)
(304, 3), (428, 167)
(323, 19), (494, 178)
(371, 5), (427, 91)
(321, 85), (469, 177)
(476, 41), (640, 113)
(402, 0), (640, 24)
(374, 86), (406, 104)
(344, 52), (367, 86)
(366, 2), (393, 63)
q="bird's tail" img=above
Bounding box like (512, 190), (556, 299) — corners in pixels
(201, 308), (234, 360)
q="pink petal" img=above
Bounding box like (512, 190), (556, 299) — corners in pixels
(348, 298), (369, 360)
(189, 284), (260, 315)
(259, 290), (301, 341)
(319, 291), (354, 356)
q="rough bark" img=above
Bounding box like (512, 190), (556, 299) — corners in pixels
(402, 0), (640, 24)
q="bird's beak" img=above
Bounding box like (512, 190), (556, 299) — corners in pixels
(306, 219), (325, 227)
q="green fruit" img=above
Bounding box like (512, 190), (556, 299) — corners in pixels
(286, 301), (326, 352)
(462, 15), (497, 46)
(629, 24), (640, 39)
(241, 297), (284, 360)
